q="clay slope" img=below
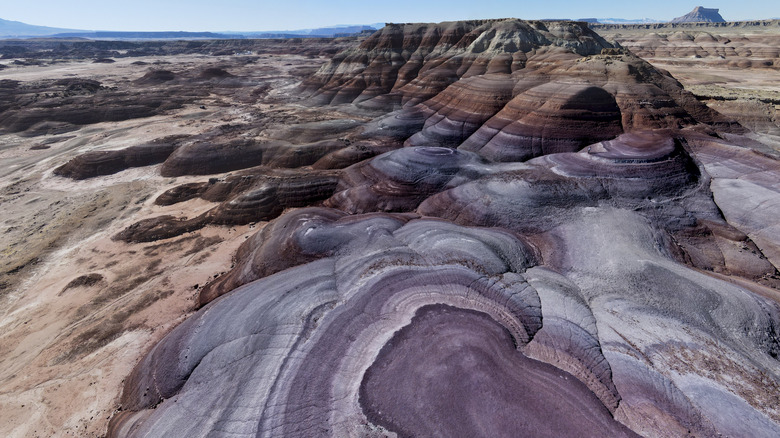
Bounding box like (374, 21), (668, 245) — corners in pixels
(301, 19), (738, 163)
(302, 19), (615, 108)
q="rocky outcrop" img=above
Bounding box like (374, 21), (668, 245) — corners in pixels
(160, 138), (349, 176)
(418, 131), (707, 233)
(671, 7), (726, 23)
(0, 93), (183, 135)
(54, 136), (185, 179)
(159, 138), (272, 177)
(134, 69), (176, 84)
(686, 134), (780, 273)
(196, 208), (416, 305)
(324, 146), (500, 213)
(114, 168), (341, 243)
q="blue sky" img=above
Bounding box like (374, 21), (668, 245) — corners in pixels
(3, 1), (778, 32)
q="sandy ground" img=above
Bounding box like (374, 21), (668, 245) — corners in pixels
(0, 56), (201, 85)
(0, 54), (325, 437)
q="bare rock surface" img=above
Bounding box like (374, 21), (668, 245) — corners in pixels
(361, 304), (638, 438)
(111, 207), (780, 438)
(112, 218), (546, 437)
(324, 146), (502, 213)
(687, 135), (780, 271)
(544, 209), (780, 437)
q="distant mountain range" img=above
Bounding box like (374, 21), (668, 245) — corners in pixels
(0, 17), (382, 40)
(0, 18), (82, 37)
(228, 24), (384, 38)
(579, 18), (662, 24)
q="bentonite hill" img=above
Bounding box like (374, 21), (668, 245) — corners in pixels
(1, 18), (780, 438)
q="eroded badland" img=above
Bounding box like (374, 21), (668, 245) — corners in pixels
(0, 19), (779, 437)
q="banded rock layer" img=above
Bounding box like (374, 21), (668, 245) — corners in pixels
(114, 168), (341, 243)
(301, 19), (614, 108)
(54, 136), (185, 179)
(112, 216), (640, 437)
(302, 19), (738, 164)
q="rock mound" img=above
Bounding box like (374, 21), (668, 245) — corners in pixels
(114, 168), (341, 243)
(198, 67), (233, 79)
(54, 136), (184, 179)
(134, 69), (176, 84)
(324, 146), (491, 214)
(0, 78), (185, 135)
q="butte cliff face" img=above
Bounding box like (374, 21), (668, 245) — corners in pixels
(33, 19), (780, 438)
(671, 7), (726, 23)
